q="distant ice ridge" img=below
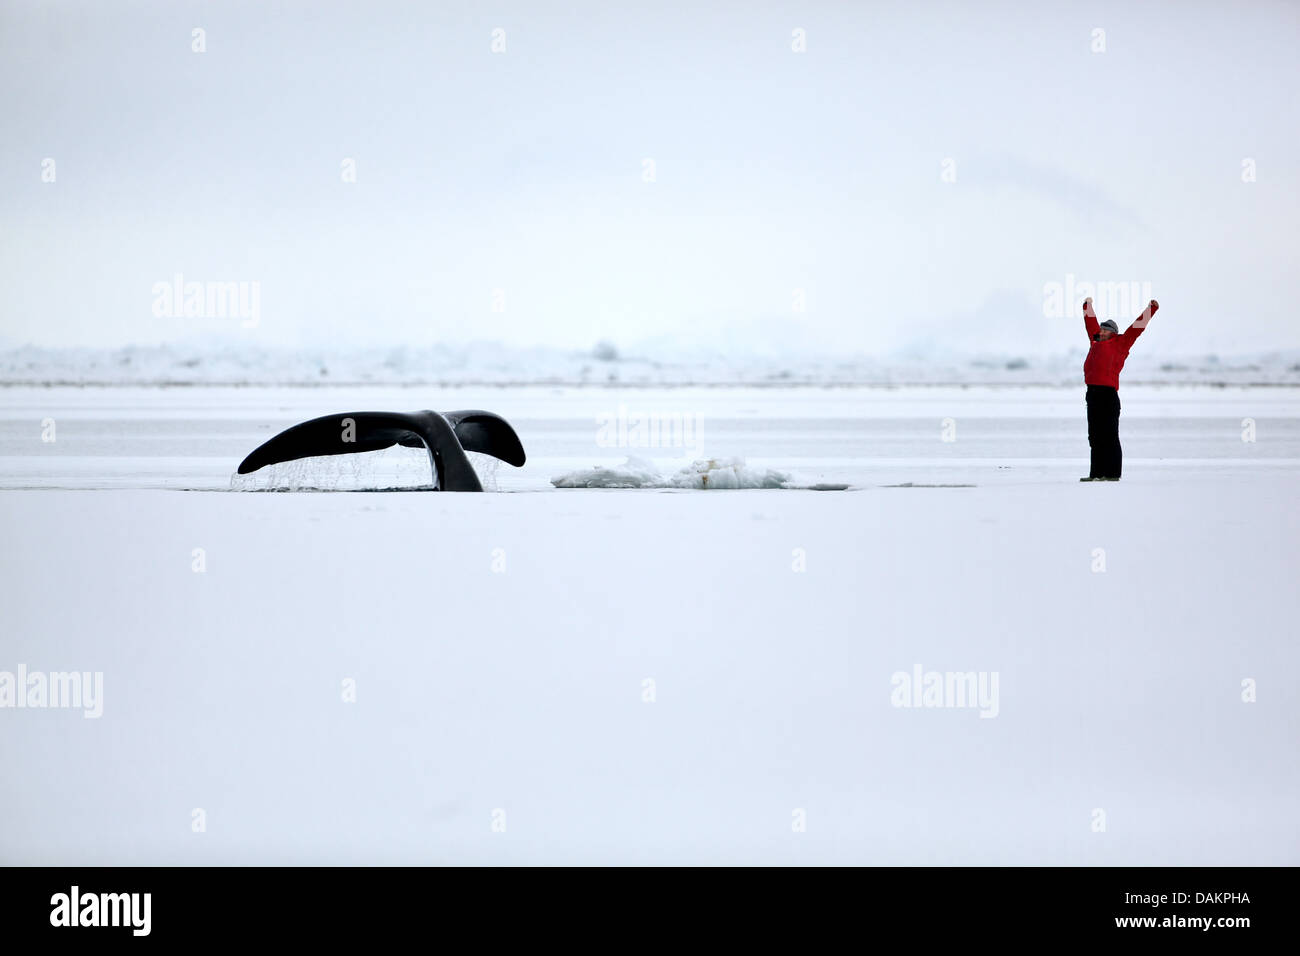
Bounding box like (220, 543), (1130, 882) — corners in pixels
(552, 456), (791, 489)
(2, 342), (1299, 386)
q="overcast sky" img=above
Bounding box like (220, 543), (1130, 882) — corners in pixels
(2, 0), (1297, 356)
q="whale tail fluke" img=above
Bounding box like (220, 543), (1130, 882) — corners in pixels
(442, 410), (527, 467)
(236, 409), (525, 491)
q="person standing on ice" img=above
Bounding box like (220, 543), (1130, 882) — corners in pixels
(1081, 295), (1159, 481)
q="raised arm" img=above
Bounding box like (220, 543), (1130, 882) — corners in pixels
(1123, 299), (1159, 343)
(1083, 297), (1099, 339)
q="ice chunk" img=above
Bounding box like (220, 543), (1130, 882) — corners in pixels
(551, 456), (790, 490)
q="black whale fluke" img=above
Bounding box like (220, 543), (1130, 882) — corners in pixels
(237, 409), (526, 491)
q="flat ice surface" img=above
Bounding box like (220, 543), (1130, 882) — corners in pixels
(1, 385), (1297, 864)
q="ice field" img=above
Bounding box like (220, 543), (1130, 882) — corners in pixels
(1, 384), (1297, 864)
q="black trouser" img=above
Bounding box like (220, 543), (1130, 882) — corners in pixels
(1086, 385), (1122, 479)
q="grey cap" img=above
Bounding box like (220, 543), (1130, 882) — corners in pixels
(1099, 319), (1119, 333)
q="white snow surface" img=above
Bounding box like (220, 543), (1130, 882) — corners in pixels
(1, 384), (1297, 864)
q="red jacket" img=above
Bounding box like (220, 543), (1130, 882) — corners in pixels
(1083, 303), (1155, 389)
